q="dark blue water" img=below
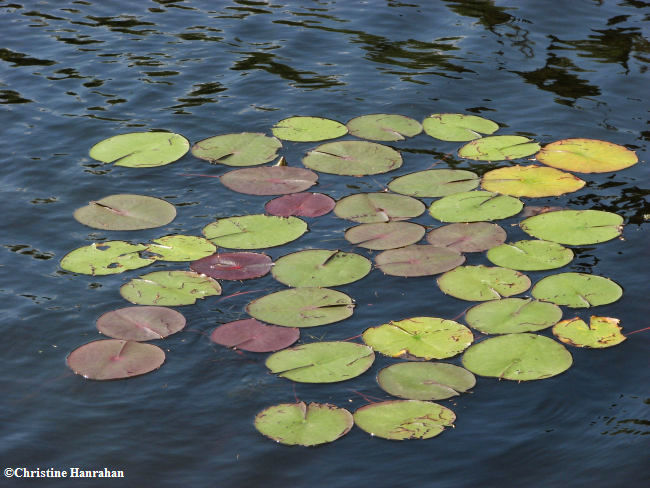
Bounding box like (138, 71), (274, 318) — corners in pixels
(1, 1), (648, 487)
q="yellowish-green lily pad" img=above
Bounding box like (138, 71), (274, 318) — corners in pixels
(536, 138), (638, 173)
(481, 165), (585, 197)
(552, 316), (626, 348)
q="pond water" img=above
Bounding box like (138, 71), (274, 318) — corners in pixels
(1, 1), (648, 487)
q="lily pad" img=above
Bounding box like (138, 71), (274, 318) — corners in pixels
(437, 265), (531, 301)
(552, 316), (626, 348)
(191, 132), (281, 166)
(422, 113), (499, 142)
(388, 169), (480, 198)
(429, 191), (523, 223)
(334, 192), (425, 223)
(462, 333), (573, 381)
(220, 166), (318, 195)
(353, 400), (455, 440)
(272, 249), (371, 287)
(458, 135), (540, 161)
(190, 252), (272, 280)
(60, 241), (154, 276)
(426, 222), (507, 252)
(89, 131), (189, 168)
(345, 222), (425, 250)
(271, 116), (348, 142)
(202, 215), (308, 249)
(465, 298), (562, 334)
(481, 165), (586, 197)
(74, 194), (176, 231)
(265, 192), (335, 217)
(96, 306), (186, 341)
(377, 362), (476, 401)
(247, 287), (354, 328)
(536, 138), (638, 173)
(347, 114), (422, 141)
(362, 317), (473, 360)
(145, 235), (216, 261)
(120, 270), (221, 306)
(486, 240), (573, 271)
(265, 341), (374, 382)
(531, 272), (622, 308)
(255, 402), (353, 446)
(374, 245), (465, 277)
(302, 141), (402, 176)
(67, 340), (165, 380)
(520, 209), (623, 245)
(211, 318), (299, 352)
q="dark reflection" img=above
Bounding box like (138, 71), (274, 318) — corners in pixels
(0, 48), (56, 67)
(0, 89), (31, 103)
(443, 0), (514, 29)
(22, 10), (65, 21)
(55, 35), (103, 46)
(84, 15), (157, 35)
(171, 81), (227, 109)
(568, 185), (650, 225)
(570, 246), (600, 272)
(3, 244), (54, 260)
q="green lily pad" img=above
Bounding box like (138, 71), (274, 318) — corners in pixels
(377, 362), (476, 401)
(353, 400), (456, 440)
(437, 265), (531, 301)
(520, 210), (624, 245)
(202, 215), (307, 249)
(458, 135), (540, 161)
(429, 191), (523, 223)
(74, 194), (176, 231)
(191, 132), (282, 166)
(120, 270), (221, 306)
(374, 245), (465, 277)
(145, 235), (216, 261)
(347, 114), (422, 141)
(89, 132), (189, 168)
(422, 113), (499, 142)
(481, 165), (585, 197)
(426, 222), (507, 252)
(272, 249), (371, 287)
(536, 138), (638, 173)
(362, 317), (473, 360)
(462, 333), (573, 381)
(486, 240), (573, 271)
(60, 241), (154, 275)
(531, 272), (623, 308)
(388, 169), (479, 198)
(334, 192), (425, 223)
(247, 287), (354, 328)
(265, 341), (374, 382)
(465, 298), (562, 334)
(345, 222), (425, 250)
(552, 316), (626, 348)
(220, 166), (318, 195)
(271, 116), (348, 142)
(255, 402), (353, 446)
(302, 141), (402, 176)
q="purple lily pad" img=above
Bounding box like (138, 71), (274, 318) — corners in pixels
(221, 166), (318, 195)
(345, 222), (425, 250)
(190, 252), (272, 280)
(96, 306), (186, 341)
(265, 192), (335, 217)
(211, 318), (300, 352)
(375, 245), (465, 277)
(426, 222), (507, 253)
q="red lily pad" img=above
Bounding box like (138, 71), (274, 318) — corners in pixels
(96, 306), (186, 341)
(265, 192), (335, 217)
(426, 222), (507, 253)
(375, 245), (465, 277)
(221, 166), (318, 195)
(345, 222), (426, 250)
(190, 252), (272, 280)
(210, 318), (300, 352)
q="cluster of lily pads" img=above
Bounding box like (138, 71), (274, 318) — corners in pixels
(63, 113), (637, 445)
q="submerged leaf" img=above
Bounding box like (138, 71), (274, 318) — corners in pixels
(486, 240), (573, 271)
(345, 221), (425, 250)
(265, 192), (335, 217)
(531, 272), (622, 308)
(89, 132), (189, 168)
(464, 298), (562, 334)
(272, 249), (371, 287)
(426, 222), (507, 252)
(388, 169), (479, 198)
(481, 165), (585, 197)
(374, 244), (465, 277)
(191, 132), (281, 166)
(120, 270), (221, 306)
(552, 316), (626, 348)
(347, 114), (422, 141)
(302, 141), (402, 176)
(536, 138), (638, 173)
(429, 191), (523, 223)
(422, 113), (499, 142)
(458, 135), (540, 161)
(520, 209), (623, 245)
(211, 318), (299, 352)
(60, 241), (154, 275)
(96, 306), (186, 341)
(190, 252), (272, 280)
(334, 192), (425, 223)
(202, 214), (307, 249)
(437, 265), (531, 301)
(73, 194), (176, 231)
(271, 116), (348, 142)
(377, 362), (476, 401)
(220, 166), (318, 195)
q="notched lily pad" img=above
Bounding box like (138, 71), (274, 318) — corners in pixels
(429, 191), (523, 223)
(60, 241), (154, 275)
(272, 249), (371, 287)
(552, 316), (626, 348)
(531, 272), (622, 308)
(74, 194), (176, 231)
(302, 141), (402, 176)
(271, 116), (348, 142)
(265, 192), (335, 217)
(388, 169), (479, 198)
(520, 209), (623, 246)
(426, 222), (507, 252)
(345, 221), (425, 250)
(437, 265), (531, 301)
(145, 235), (216, 262)
(211, 318), (299, 352)
(220, 166), (318, 195)
(120, 270), (221, 306)
(89, 131), (189, 168)
(190, 252), (272, 280)
(486, 240), (573, 271)
(481, 165), (585, 198)
(96, 306), (186, 341)
(465, 298), (562, 334)
(458, 135), (540, 161)
(347, 114), (422, 141)
(334, 192), (425, 223)
(377, 362), (476, 401)
(536, 138), (638, 173)
(191, 132), (281, 166)
(374, 245), (465, 277)
(423, 113), (499, 142)
(202, 214), (308, 249)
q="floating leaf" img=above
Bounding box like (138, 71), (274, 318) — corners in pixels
(536, 138), (638, 173)
(67, 340), (165, 380)
(377, 362), (476, 401)
(190, 252), (272, 280)
(438, 265), (531, 301)
(387, 169), (479, 198)
(552, 316), (626, 348)
(60, 241), (154, 275)
(120, 270), (221, 306)
(247, 287), (354, 328)
(202, 215), (307, 249)
(74, 194), (176, 231)
(96, 306), (186, 341)
(422, 113), (499, 142)
(486, 240), (573, 271)
(271, 116), (348, 142)
(334, 192), (425, 223)
(255, 402), (353, 446)
(353, 400), (455, 440)
(347, 114), (422, 141)
(302, 141), (402, 176)
(220, 166), (318, 195)
(362, 317), (473, 360)
(426, 222), (506, 252)
(145, 235), (216, 261)
(265, 341), (374, 382)
(211, 318), (299, 352)
(345, 222), (425, 250)
(374, 245), (465, 277)
(458, 135), (540, 161)
(265, 192), (335, 217)
(191, 132), (281, 166)
(462, 333), (573, 381)
(272, 249), (371, 287)
(481, 165), (585, 197)
(465, 298), (562, 334)
(531, 272), (622, 308)
(429, 191), (523, 223)
(89, 132), (189, 168)
(520, 209), (623, 245)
